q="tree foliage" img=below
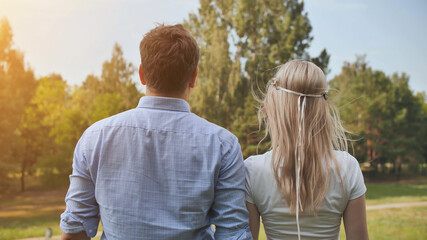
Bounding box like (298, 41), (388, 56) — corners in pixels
(34, 44), (142, 188)
(1, 1), (426, 192)
(329, 57), (426, 178)
(0, 18), (36, 191)
(185, 0), (329, 157)
(0, 20), (143, 191)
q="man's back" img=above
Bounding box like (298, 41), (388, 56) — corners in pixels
(61, 96), (250, 239)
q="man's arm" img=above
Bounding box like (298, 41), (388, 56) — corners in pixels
(60, 133), (100, 239)
(210, 137), (252, 240)
(61, 231), (90, 240)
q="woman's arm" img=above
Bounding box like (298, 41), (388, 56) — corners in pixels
(343, 194), (369, 240)
(246, 201), (260, 240)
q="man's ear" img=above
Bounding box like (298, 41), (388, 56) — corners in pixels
(189, 67), (198, 88)
(139, 64), (146, 85)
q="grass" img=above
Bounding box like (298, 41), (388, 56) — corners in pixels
(0, 182), (426, 239)
(0, 188), (103, 240)
(351, 206), (426, 240)
(365, 183), (427, 205)
(0, 188), (66, 240)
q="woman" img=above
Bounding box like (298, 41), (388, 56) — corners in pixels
(245, 60), (369, 240)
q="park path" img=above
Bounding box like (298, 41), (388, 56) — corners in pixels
(366, 201), (427, 210)
(17, 201), (427, 240)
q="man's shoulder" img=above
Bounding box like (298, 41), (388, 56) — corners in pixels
(189, 113), (238, 145)
(85, 108), (137, 133)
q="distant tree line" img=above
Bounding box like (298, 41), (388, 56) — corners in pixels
(0, 0), (425, 192)
(0, 18), (141, 192)
(184, 0), (426, 179)
(329, 57), (426, 179)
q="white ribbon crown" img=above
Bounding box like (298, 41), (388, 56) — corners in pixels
(271, 79), (328, 100)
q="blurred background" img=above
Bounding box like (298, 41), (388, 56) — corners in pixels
(0, 0), (426, 239)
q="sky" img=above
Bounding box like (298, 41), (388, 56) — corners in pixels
(0, 0), (426, 94)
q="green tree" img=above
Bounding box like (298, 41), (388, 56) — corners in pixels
(185, 0), (235, 128)
(21, 74), (69, 190)
(77, 43), (142, 125)
(387, 74), (425, 177)
(420, 99), (427, 175)
(0, 18), (36, 191)
(330, 57), (393, 164)
(0, 21), (143, 192)
(185, 0), (329, 157)
(329, 57), (426, 179)
(235, 0), (330, 157)
(100, 43), (141, 111)
(37, 44), (143, 187)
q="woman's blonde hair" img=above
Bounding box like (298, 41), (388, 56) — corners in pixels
(258, 59), (348, 214)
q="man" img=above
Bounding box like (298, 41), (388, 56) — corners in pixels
(60, 24), (251, 240)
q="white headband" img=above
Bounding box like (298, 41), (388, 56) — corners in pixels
(272, 79), (328, 100)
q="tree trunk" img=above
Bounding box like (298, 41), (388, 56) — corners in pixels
(21, 162), (25, 192)
(395, 157), (402, 182)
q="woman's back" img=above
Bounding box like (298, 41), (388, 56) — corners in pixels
(245, 150), (366, 240)
(245, 60), (368, 240)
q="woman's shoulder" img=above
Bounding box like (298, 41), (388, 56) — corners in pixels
(333, 151), (360, 168)
(332, 150), (363, 183)
(245, 151), (272, 169)
(244, 151), (276, 203)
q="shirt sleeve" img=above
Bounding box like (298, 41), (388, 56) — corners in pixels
(60, 132), (100, 238)
(347, 154), (367, 200)
(210, 137), (252, 240)
(244, 158), (255, 204)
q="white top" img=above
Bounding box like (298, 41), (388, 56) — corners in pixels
(245, 151), (366, 240)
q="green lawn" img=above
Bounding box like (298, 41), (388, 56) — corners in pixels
(360, 206), (426, 240)
(365, 183), (427, 205)
(0, 183), (426, 240)
(0, 187), (106, 240)
(0, 188), (67, 240)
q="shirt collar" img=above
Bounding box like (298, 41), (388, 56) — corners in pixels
(136, 96), (190, 112)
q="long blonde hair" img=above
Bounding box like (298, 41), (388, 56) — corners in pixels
(258, 60), (348, 215)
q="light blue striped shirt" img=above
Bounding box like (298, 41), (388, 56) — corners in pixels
(60, 96), (251, 240)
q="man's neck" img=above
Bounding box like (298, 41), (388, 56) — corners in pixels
(145, 88), (190, 101)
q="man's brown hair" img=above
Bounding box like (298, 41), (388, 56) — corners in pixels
(139, 24), (199, 94)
